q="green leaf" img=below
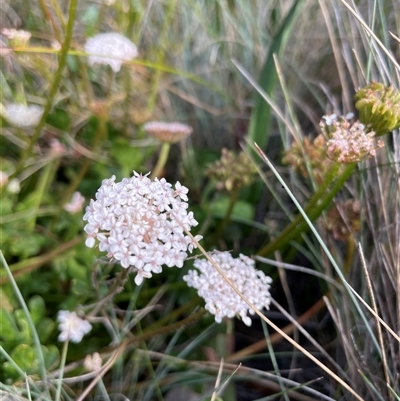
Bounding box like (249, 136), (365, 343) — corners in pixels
(0, 309), (23, 344)
(209, 197), (254, 221)
(110, 137), (146, 177)
(28, 295), (45, 324)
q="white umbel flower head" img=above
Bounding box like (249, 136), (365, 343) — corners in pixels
(183, 252), (273, 327)
(3, 103), (44, 127)
(83, 171), (202, 285)
(84, 32), (138, 72)
(57, 310), (92, 343)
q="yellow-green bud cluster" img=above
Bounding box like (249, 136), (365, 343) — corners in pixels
(355, 82), (400, 136)
(206, 148), (257, 191)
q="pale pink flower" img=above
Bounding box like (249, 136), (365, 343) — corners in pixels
(57, 310), (92, 343)
(143, 121), (193, 143)
(64, 192), (85, 214)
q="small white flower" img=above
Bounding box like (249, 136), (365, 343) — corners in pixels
(84, 33), (138, 72)
(83, 171), (202, 284)
(64, 191), (85, 214)
(3, 103), (44, 127)
(57, 310), (92, 343)
(183, 252), (273, 327)
(322, 114), (337, 126)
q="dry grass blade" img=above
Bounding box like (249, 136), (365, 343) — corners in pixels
(357, 243), (391, 398)
(339, 0), (400, 74)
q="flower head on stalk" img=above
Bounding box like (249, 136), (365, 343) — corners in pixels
(320, 113), (384, 164)
(143, 121), (193, 144)
(84, 32), (138, 72)
(83, 172), (202, 285)
(183, 252), (272, 327)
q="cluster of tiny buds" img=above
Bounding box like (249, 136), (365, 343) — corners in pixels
(183, 251), (272, 327)
(83, 171), (202, 285)
(206, 148), (257, 192)
(320, 113), (384, 163)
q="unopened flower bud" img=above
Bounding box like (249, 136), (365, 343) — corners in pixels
(355, 82), (400, 136)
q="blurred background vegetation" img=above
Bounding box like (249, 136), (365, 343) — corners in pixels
(0, 0), (399, 400)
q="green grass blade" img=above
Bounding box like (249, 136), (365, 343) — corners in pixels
(246, 0), (305, 156)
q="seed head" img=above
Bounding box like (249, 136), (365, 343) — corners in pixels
(206, 148), (257, 191)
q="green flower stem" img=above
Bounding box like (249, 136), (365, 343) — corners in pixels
(27, 158), (59, 233)
(151, 142), (171, 179)
(258, 163), (356, 257)
(211, 187), (239, 244)
(12, 0), (78, 179)
(59, 116), (107, 208)
(55, 339), (69, 401)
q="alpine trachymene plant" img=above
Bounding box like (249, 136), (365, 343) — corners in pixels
(83, 171), (202, 285)
(184, 251), (273, 327)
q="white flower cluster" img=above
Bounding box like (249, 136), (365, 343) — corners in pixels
(83, 172), (202, 285)
(84, 32), (138, 72)
(183, 252), (272, 326)
(326, 120), (378, 163)
(57, 310), (92, 343)
(3, 103), (44, 127)
(320, 113), (384, 163)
